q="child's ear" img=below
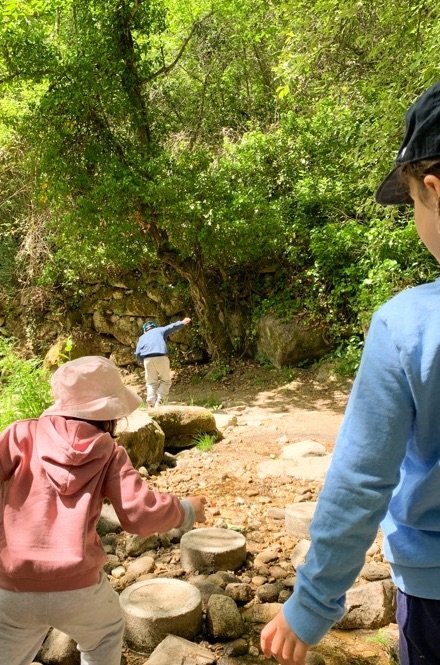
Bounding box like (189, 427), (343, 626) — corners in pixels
(423, 174), (440, 197)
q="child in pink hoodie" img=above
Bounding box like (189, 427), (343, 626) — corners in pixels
(0, 355), (207, 665)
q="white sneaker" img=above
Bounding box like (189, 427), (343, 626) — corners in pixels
(154, 396), (162, 407)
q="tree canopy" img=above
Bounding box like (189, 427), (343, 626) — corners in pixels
(1, 0), (439, 363)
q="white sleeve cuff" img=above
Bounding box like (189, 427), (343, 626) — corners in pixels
(180, 500), (196, 531)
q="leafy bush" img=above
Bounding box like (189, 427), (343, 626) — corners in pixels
(0, 339), (52, 431)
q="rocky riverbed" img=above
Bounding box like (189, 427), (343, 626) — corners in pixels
(35, 361), (400, 665)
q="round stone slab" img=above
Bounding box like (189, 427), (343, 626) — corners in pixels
(120, 578), (202, 655)
(285, 501), (317, 538)
(180, 527), (246, 572)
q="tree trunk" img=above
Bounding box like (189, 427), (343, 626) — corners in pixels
(139, 212), (233, 359)
(168, 257), (233, 360)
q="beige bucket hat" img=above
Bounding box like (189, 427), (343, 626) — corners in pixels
(42, 356), (142, 420)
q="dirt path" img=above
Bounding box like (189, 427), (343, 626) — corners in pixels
(122, 361), (396, 665)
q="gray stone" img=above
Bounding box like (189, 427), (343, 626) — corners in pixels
(189, 578), (227, 608)
(258, 457), (331, 481)
(225, 582), (254, 605)
(206, 594), (245, 640)
(278, 588), (293, 602)
(256, 313), (331, 368)
(242, 603), (283, 624)
(280, 440), (327, 459)
(214, 571), (242, 585)
(254, 548), (279, 565)
(120, 578), (203, 655)
(97, 502), (122, 536)
(123, 555), (156, 583)
(37, 628), (79, 665)
(285, 502), (317, 537)
(92, 310), (139, 346)
(103, 554), (120, 573)
(335, 580), (396, 631)
(224, 638), (248, 656)
(180, 528), (247, 572)
(121, 533), (160, 557)
(291, 539), (311, 569)
(256, 581), (285, 603)
(149, 405), (219, 448)
(360, 561), (391, 581)
(146, 635), (215, 665)
(117, 411), (165, 470)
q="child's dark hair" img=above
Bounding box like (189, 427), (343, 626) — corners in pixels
(88, 420), (118, 437)
(68, 417), (118, 438)
(401, 159), (440, 206)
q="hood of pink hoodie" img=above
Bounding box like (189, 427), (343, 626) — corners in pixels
(36, 416), (114, 496)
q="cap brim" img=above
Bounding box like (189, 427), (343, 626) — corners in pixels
(375, 165), (412, 205)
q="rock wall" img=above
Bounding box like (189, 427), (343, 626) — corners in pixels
(1, 271), (201, 366)
(1, 271), (333, 369)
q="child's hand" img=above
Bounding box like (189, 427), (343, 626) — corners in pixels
(186, 496), (207, 523)
(261, 610), (309, 665)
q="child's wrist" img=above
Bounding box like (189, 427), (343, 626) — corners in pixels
(180, 500), (195, 530)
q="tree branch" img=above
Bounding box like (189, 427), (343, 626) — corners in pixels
(144, 12), (214, 84)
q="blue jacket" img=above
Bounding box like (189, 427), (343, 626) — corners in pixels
(134, 321), (186, 362)
(284, 278), (440, 644)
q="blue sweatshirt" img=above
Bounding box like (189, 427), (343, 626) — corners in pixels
(135, 321), (186, 361)
(284, 278), (440, 645)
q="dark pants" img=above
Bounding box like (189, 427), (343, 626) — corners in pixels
(397, 589), (440, 664)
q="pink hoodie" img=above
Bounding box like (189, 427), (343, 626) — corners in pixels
(0, 415), (184, 592)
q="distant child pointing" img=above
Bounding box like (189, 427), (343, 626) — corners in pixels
(0, 356), (206, 665)
(135, 317), (192, 407)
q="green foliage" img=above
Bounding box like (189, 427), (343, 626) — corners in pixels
(330, 336), (365, 378)
(205, 362), (232, 382)
(57, 335), (73, 364)
(189, 394), (223, 409)
(0, 339), (52, 430)
(367, 629), (399, 664)
(194, 431), (217, 451)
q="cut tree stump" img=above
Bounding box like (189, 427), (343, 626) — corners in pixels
(120, 578), (202, 655)
(180, 527), (246, 572)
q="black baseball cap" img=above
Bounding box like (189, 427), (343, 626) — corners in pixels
(376, 82), (440, 205)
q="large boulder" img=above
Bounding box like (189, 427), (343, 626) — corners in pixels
(116, 411), (165, 469)
(256, 313), (331, 368)
(335, 580), (396, 631)
(43, 332), (114, 371)
(148, 405), (219, 449)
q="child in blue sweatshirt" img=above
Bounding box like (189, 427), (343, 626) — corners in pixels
(261, 82), (440, 665)
(135, 317), (191, 407)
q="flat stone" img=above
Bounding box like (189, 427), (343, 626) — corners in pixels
(291, 538), (311, 569)
(146, 635), (215, 665)
(285, 502), (317, 537)
(257, 456), (331, 481)
(120, 578), (202, 655)
(242, 602), (283, 624)
(280, 440), (327, 458)
(180, 528), (246, 572)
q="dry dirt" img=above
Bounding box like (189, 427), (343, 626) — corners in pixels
(121, 361), (396, 665)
